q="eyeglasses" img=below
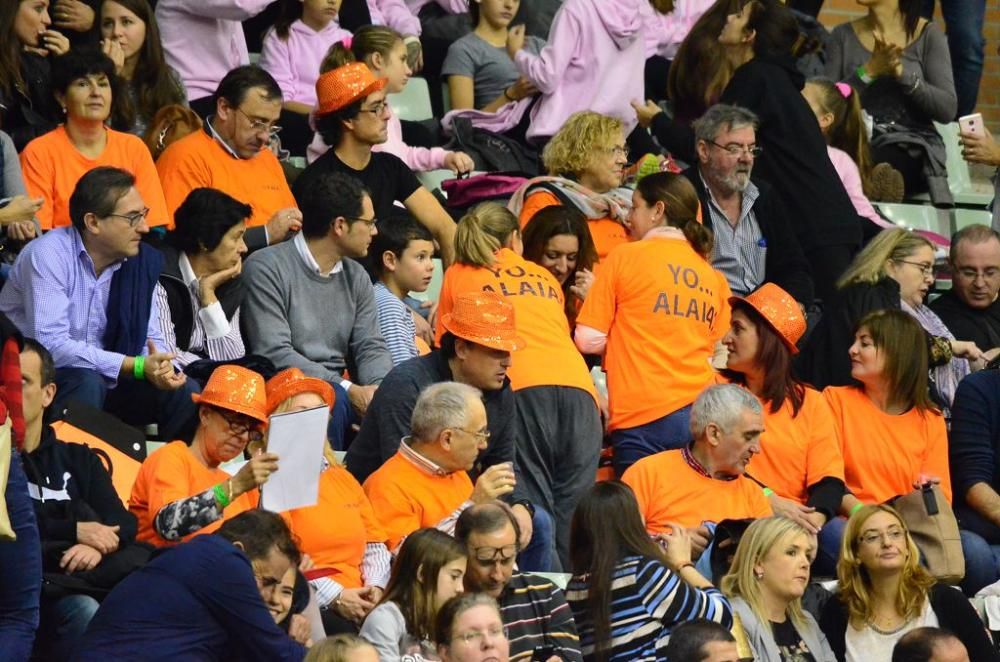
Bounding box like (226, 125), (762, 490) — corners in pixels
(452, 625), (508, 646)
(236, 107), (282, 137)
(214, 408), (263, 439)
(345, 216), (378, 229)
(709, 141), (762, 157)
(472, 544), (518, 564)
(358, 101), (389, 117)
(453, 428), (491, 443)
(603, 145), (627, 158)
(956, 267), (1000, 281)
(106, 207), (150, 227)
(859, 528), (905, 546)
(894, 259), (934, 277)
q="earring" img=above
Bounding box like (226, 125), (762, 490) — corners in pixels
(754, 570), (763, 580)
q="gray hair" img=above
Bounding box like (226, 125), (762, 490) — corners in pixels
(410, 382), (483, 444)
(689, 384), (763, 439)
(692, 104), (760, 143)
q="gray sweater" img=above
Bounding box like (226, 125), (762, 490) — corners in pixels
(242, 239), (392, 386)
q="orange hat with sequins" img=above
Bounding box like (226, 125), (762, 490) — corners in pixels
(191, 365), (268, 422)
(266, 368), (336, 415)
(315, 63), (388, 117)
(730, 283), (806, 354)
(441, 290), (526, 353)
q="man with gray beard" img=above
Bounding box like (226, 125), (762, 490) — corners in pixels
(682, 104), (814, 309)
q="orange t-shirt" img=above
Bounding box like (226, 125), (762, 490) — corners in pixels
(282, 465), (387, 589)
(362, 451), (472, 551)
(434, 248), (596, 400)
(622, 448), (773, 532)
(576, 231), (732, 431)
(129, 441), (258, 547)
(518, 191), (629, 264)
(20, 126), (169, 230)
(823, 386), (951, 504)
(156, 128), (296, 228)
(742, 386), (845, 505)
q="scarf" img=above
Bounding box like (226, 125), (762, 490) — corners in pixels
(899, 298), (970, 407)
(506, 176), (633, 224)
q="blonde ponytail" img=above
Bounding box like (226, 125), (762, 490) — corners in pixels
(454, 202), (519, 267)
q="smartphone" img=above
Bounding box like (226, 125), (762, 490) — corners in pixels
(531, 645), (556, 661)
(959, 113), (984, 137)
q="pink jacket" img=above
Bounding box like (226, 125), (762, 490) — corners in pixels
(516, 0), (646, 141)
(827, 146), (886, 227)
(155, 0), (274, 101)
(259, 20), (352, 107)
(369, 0), (421, 36)
(641, 0), (713, 60)
(404, 0), (468, 18)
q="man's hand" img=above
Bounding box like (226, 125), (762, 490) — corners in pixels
(631, 99), (664, 129)
(198, 260), (242, 307)
(960, 126), (1000, 167)
(347, 384), (377, 417)
(232, 453), (280, 497)
(61, 544), (102, 573)
(266, 207), (303, 244)
(362, 585), (384, 605)
(6, 220), (38, 241)
(288, 614), (311, 645)
(510, 503), (533, 549)
(77, 521), (120, 554)
(52, 0), (95, 33)
(471, 463), (516, 503)
(689, 525), (712, 560)
(506, 25), (526, 60)
(335, 587), (377, 624)
(0, 196), (43, 225)
(443, 151), (475, 175)
(768, 493), (822, 535)
(143, 340), (186, 391)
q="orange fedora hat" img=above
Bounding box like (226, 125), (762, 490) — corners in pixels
(191, 365), (268, 422)
(730, 283), (806, 354)
(266, 368), (336, 415)
(315, 63), (388, 117)
(441, 290), (526, 353)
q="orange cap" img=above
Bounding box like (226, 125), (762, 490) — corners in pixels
(191, 365), (268, 422)
(266, 368), (336, 415)
(731, 283), (806, 354)
(315, 63), (388, 117)
(441, 290), (526, 352)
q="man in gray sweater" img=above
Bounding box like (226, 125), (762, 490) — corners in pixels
(242, 171), (392, 449)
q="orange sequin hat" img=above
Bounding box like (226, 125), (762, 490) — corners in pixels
(266, 368), (336, 415)
(315, 63), (388, 117)
(441, 290), (526, 352)
(731, 283), (806, 354)
(191, 365), (268, 422)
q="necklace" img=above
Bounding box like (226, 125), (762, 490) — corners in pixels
(866, 616), (910, 636)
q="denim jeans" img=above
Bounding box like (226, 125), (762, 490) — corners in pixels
(610, 405), (693, 477)
(923, 0), (986, 118)
(324, 381), (351, 452)
(814, 516), (849, 579)
(517, 506), (556, 573)
(0, 450), (42, 661)
(959, 528), (1000, 595)
(37, 593), (100, 660)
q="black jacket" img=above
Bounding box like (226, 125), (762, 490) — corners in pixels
(683, 165), (815, 307)
(0, 54), (58, 152)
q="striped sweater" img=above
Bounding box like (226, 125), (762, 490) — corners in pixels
(565, 555), (732, 661)
(500, 574), (583, 661)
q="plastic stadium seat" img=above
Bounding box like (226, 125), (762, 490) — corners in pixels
(907, 123), (994, 207)
(955, 207), (992, 231)
(417, 169), (455, 196)
(876, 202), (951, 236)
(388, 77), (433, 122)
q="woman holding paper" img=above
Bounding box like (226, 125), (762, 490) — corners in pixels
(266, 368), (392, 636)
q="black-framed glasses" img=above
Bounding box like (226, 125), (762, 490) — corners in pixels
(106, 207), (150, 227)
(213, 407), (263, 439)
(472, 544), (517, 564)
(452, 625), (508, 646)
(357, 101), (389, 117)
(236, 107), (282, 136)
(345, 216), (378, 229)
(709, 141), (762, 157)
(894, 259), (934, 277)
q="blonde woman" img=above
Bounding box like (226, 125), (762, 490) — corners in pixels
(722, 517), (836, 661)
(818, 505), (997, 662)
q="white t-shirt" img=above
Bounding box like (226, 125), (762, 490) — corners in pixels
(845, 598), (940, 662)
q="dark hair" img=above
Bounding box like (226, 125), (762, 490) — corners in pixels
(897, 0), (924, 42)
(892, 627), (961, 662)
(743, 0), (817, 60)
(271, 0), (304, 41)
(320, 25), (402, 70)
(435, 594), (503, 647)
(69, 166), (136, 232)
(950, 223), (1000, 265)
(854, 309), (936, 414)
(371, 215), (434, 278)
(521, 205), (597, 325)
(667, 0), (741, 122)
(805, 77), (874, 196)
(635, 172), (712, 257)
(217, 510), (301, 566)
(295, 172), (368, 239)
(51, 46), (134, 131)
(720, 300), (805, 416)
(454, 502), (521, 550)
(315, 99), (363, 149)
(570, 482), (669, 662)
(169, 188), (252, 255)
(439, 332), (458, 360)
(215, 65), (282, 109)
(0, 1), (29, 98)
(22, 338), (55, 387)
(663, 619), (736, 661)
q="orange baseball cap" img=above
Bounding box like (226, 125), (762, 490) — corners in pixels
(441, 290), (526, 353)
(191, 365), (268, 422)
(266, 368), (336, 415)
(730, 283), (806, 354)
(315, 63), (388, 117)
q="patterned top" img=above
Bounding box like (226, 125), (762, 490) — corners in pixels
(374, 282), (418, 366)
(701, 174), (765, 297)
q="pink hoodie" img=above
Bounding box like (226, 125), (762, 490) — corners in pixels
(368, 0), (422, 36)
(259, 20), (353, 107)
(515, 0), (647, 141)
(404, 0), (469, 17)
(640, 0), (713, 60)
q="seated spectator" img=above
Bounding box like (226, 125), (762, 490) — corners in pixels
(272, 566), (313, 646)
(893, 627), (970, 662)
(663, 619), (740, 662)
(720, 283), (848, 572)
(436, 203), (601, 566)
(359, 528), (467, 660)
(99, 0), (187, 137)
(154, 188), (249, 370)
(0, 129), (44, 232)
(683, 104), (814, 306)
(520, 205), (597, 329)
(818, 505), (997, 662)
(576, 173), (731, 475)
(306, 633), (379, 661)
(75, 509), (308, 660)
(622, 384), (771, 543)
(442, 0), (543, 112)
(509, 111), (632, 264)
(720, 517), (836, 661)
(129, 365), (276, 546)
(370, 216), (436, 366)
(0, 0), (66, 152)
(718, 0), (862, 303)
(19, 338), (144, 660)
(435, 593), (512, 662)
(566, 481), (733, 661)
(0, 167), (198, 441)
(825, 0), (957, 202)
(298, 62), (457, 263)
(455, 503), (583, 661)
(242, 171), (391, 448)
(266, 368), (391, 635)
(20, 48), (169, 233)
(310, 27), (474, 175)
(929, 225), (1000, 353)
(824, 310), (951, 508)
(799, 229), (983, 397)
(156, 65), (303, 252)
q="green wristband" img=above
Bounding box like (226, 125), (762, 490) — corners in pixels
(856, 65), (873, 85)
(133, 355), (146, 381)
(213, 483), (231, 509)
(763, 487), (775, 497)
(850, 502), (864, 517)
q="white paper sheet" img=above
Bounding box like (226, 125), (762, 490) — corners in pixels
(261, 405), (328, 512)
